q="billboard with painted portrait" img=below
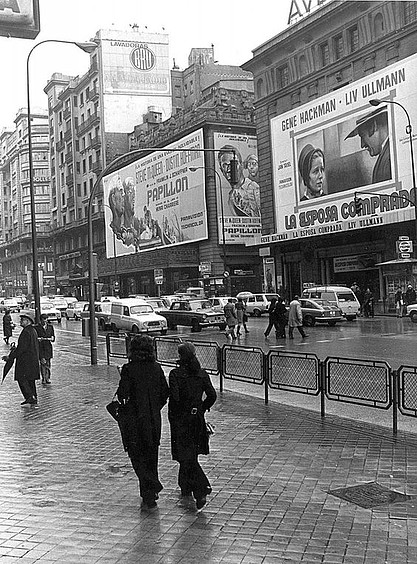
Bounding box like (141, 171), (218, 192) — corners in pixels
(261, 52), (417, 246)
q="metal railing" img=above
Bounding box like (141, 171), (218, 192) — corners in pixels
(105, 334), (417, 435)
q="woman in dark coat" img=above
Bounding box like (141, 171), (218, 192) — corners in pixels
(3, 309), (13, 344)
(116, 335), (169, 508)
(168, 342), (217, 510)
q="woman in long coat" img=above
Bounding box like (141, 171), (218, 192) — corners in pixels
(168, 342), (217, 510)
(116, 335), (169, 508)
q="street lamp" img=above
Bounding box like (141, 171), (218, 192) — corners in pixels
(369, 98), (417, 246)
(189, 166), (228, 289)
(26, 39), (97, 323)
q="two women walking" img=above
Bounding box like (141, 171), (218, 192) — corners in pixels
(115, 336), (216, 512)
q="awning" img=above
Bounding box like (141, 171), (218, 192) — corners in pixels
(376, 258), (417, 266)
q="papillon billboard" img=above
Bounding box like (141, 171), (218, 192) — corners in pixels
(260, 52), (417, 246)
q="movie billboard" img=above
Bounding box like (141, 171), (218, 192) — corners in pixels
(263, 52), (417, 246)
(213, 132), (262, 245)
(103, 129), (207, 257)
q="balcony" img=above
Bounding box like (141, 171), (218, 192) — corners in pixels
(65, 175), (74, 187)
(91, 159), (102, 174)
(76, 111), (100, 135)
(67, 195), (74, 208)
(65, 151), (73, 164)
(88, 88), (99, 101)
(91, 135), (101, 149)
(56, 139), (65, 151)
(63, 107), (71, 120)
(63, 129), (72, 142)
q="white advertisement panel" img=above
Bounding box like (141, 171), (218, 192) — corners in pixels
(103, 129), (207, 257)
(262, 53), (417, 246)
(213, 132), (262, 245)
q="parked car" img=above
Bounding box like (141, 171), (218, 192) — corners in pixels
(237, 292), (280, 317)
(0, 298), (21, 313)
(66, 301), (88, 320)
(406, 302), (417, 323)
(109, 298), (167, 335)
(144, 297), (168, 313)
(81, 301), (113, 330)
(29, 301), (62, 323)
(160, 299), (227, 332)
(209, 296), (237, 313)
(299, 298), (343, 327)
(302, 286), (360, 321)
(51, 297), (70, 317)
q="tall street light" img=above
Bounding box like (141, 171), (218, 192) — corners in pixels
(369, 98), (417, 247)
(189, 166), (229, 292)
(26, 39), (96, 323)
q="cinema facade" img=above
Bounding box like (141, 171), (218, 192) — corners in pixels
(243, 0), (417, 313)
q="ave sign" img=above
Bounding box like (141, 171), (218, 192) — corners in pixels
(0, 0), (40, 39)
(287, 0), (330, 25)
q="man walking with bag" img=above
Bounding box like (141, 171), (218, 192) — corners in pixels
(35, 314), (55, 384)
(288, 296), (308, 340)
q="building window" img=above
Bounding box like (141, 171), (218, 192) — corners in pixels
(277, 65), (289, 89)
(320, 42), (330, 67)
(374, 13), (384, 38)
(348, 25), (359, 52)
(80, 92), (84, 106)
(174, 84), (181, 98)
(404, 1), (417, 24)
(334, 34), (344, 60)
(256, 78), (265, 98)
(73, 95), (78, 107)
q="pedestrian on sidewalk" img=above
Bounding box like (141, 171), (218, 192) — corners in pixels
(235, 297), (249, 336)
(116, 335), (169, 509)
(264, 297), (279, 337)
(288, 296), (308, 340)
(3, 311), (40, 405)
(2, 309), (13, 345)
(274, 297), (288, 338)
(168, 342), (217, 511)
(363, 287), (374, 317)
(35, 314), (55, 384)
(223, 298), (238, 340)
(394, 287), (404, 318)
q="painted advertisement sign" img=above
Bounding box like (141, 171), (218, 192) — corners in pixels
(103, 129), (207, 258)
(100, 30), (170, 96)
(0, 0), (40, 39)
(262, 53), (417, 246)
(213, 132), (262, 245)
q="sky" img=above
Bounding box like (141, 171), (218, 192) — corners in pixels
(0, 0), (294, 130)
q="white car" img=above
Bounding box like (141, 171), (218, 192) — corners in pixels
(66, 301), (88, 320)
(109, 298), (167, 334)
(145, 298), (168, 313)
(0, 298), (21, 313)
(30, 301), (62, 323)
(209, 296), (237, 313)
(406, 303), (417, 323)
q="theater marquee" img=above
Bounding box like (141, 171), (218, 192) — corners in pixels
(258, 52), (417, 246)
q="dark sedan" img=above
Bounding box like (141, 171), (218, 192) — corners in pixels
(300, 298), (343, 327)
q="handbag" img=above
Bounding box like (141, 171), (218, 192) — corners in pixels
(106, 395), (121, 421)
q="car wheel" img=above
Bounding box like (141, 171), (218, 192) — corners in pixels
(253, 309), (261, 317)
(328, 320), (337, 327)
(99, 319), (106, 330)
(167, 322), (177, 330)
(191, 319), (202, 332)
(219, 324), (227, 331)
(161, 329), (167, 335)
(131, 325), (139, 334)
(303, 315), (315, 327)
(57, 318), (62, 324)
(410, 311), (417, 323)
(111, 323), (118, 333)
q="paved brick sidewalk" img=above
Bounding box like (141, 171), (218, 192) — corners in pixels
(0, 345), (416, 563)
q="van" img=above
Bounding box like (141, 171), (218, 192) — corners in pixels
(301, 286), (360, 321)
(109, 298), (167, 334)
(236, 292), (280, 317)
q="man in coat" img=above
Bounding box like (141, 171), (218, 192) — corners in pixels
(8, 311), (40, 405)
(223, 298), (238, 340)
(288, 296), (308, 340)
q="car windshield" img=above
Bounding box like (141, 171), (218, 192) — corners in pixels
(190, 300), (212, 310)
(42, 303), (54, 310)
(131, 305), (153, 315)
(148, 300), (164, 308)
(336, 293), (356, 302)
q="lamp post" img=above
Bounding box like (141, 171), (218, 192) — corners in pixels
(26, 39), (96, 323)
(369, 98), (417, 246)
(189, 166), (228, 290)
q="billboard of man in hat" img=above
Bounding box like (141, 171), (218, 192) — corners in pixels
(345, 106), (391, 184)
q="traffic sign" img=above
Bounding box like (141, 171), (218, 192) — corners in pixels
(223, 271), (230, 278)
